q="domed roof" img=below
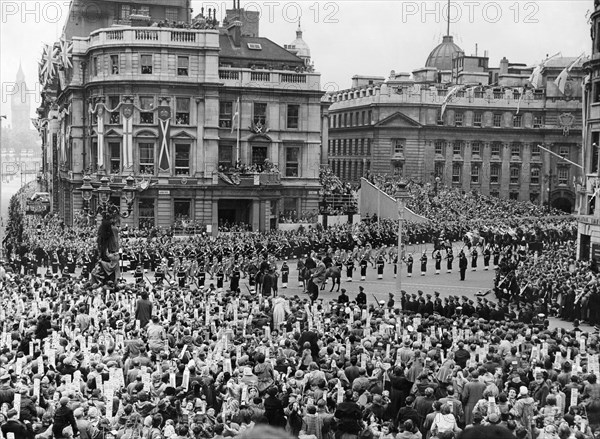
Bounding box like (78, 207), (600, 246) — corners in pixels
(425, 35), (462, 71)
(289, 22), (310, 59)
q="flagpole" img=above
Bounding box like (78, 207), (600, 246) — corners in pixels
(236, 98), (241, 164)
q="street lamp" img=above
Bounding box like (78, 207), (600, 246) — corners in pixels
(80, 173), (137, 219)
(395, 179), (410, 304)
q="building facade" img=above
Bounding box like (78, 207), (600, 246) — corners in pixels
(577, 1), (600, 260)
(37, 0), (325, 232)
(326, 36), (584, 212)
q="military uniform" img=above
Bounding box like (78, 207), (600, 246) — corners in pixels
(433, 249), (442, 275)
(345, 259), (354, 282)
(406, 254), (413, 277)
(420, 251), (427, 276)
(446, 249), (454, 273)
(359, 257), (368, 281)
(376, 255), (385, 279)
(280, 262), (289, 288)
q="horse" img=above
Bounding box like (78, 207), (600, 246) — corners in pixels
(323, 266), (341, 292)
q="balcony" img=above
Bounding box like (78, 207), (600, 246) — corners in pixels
(78, 27), (219, 51)
(218, 67), (320, 92)
(214, 170), (281, 187)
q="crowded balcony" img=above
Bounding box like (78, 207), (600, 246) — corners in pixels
(218, 67), (321, 92)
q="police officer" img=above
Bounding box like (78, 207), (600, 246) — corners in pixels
(406, 253), (413, 277)
(459, 250), (468, 281)
(230, 264), (241, 291)
(345, 258), (355, 282)
(433, 248), (442, 275)
(446, 248), (454, 273)
(420, 250), (427, 276)
(471, 247), (478, 271)
(356, 286), (367, 306)
(376, 254), (385, 279)
(359, 255), (368, 281)
(483, 244), (491, 271)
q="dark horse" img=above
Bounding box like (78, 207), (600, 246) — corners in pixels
(323, 266), (341, 292)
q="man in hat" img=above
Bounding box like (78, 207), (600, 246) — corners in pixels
(406, 252), (413, 277)
(356, 286), (367, 306)
(53, 396), (79, 438)
(338, 289), (349, 304)
(424, 294), (434, 315)
(459, 249), (468, 281)
(280, 261), (289, 288)
(420, 250), (427, 276)
(1, 408), (28, 438)
(387, 293), (395, 308)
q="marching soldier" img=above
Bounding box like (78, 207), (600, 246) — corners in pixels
(280, 261), (289, 288)
(433, 248), (442, 275)
(376, 254), (385, 279)
(483, 244), (491, 271)
(177, 264), (187, 288)
(345, 257), (355, 282)
(359, 254), (369, 281)
(471, 247), (478, 271)
(230, 264), (241, 291)
(198, 262), (206, 288)
(493, 244), (501, 269)
(446, 248), (454, 273)
(406, 253), (413, 277)
(420, 250), (427, 276)
(216, 264), (225, 289)
(154, 264), (164, 285)
(135, 265), (144, 284)
(459, 250), (468, 281)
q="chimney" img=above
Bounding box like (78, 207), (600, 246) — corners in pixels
(228, 20), (242, 46)
(499, 56), (509, 75)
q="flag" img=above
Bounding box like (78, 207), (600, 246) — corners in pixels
(440, 85), (462, 117)
(231, 98), (239, 133)
(528, 52), (561, 89)
(556, 52), (586, 94)
(515, 87), (524, 114)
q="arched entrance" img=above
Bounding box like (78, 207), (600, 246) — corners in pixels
(549, 189), (575, 213)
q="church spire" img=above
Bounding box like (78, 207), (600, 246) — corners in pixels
(16, 59), (25, 82)
(296, 19), (302, 38)
(446, 0), (450, 36)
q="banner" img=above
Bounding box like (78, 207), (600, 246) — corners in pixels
(158, 105), (172, 172)
(122, 104), (134, 169)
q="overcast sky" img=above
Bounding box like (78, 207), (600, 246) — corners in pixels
(0, 0), (592, 125)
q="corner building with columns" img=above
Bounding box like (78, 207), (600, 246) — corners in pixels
(36, 0), (325, 231)
(326, 33), (584, 212)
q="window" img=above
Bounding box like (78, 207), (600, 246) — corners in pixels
(175, 98), (190, 125)
(513, 114), (522, 127)
(491, 142), (501, 157)
(92, 56), (99, 76)
(91, 141), (98, 171)
(531, 144), (540, 158)
(287, 104), (299, 129)
(138, 198), (155, 229)
(558, 167), (569, 185)
(218, 144), (233, 168)
(135, 5), (150, 16)
(253, 103), (267, 125)
(531, 167), (540, 184)
(165, 7), (178, 21)
(493, 113), (502, 127)
(471, 141), (481, 156)
(435, 163), (444, 177)
(490, 191), (499, 198)
(533, 115), (544, 128)
(175, 144), (190, 175)
(109, 142), (120, 173)
(361, 111), (366, 125)
(453, 141), (463, 156)
(393, 139), (405, 155)
(452, 164), (461, 183)
(343, 113), (347, 127)
(109, 96), (120, 123)
(471, 165), (480, 183)
(252, 145), (268, 165)
(141, 54), (153, 74)
(509, 192), (519, 200)
(366, 139), (371, 155)
(140, 96), (154, 124)
(510, 166), (520, 184)
(511, 143), (521, 160)
(530, 193), (539, 203)
(111, 55), (119, 74)
(177, 56), (189, 76)
(454, 112), (463, 127)
(435, 140), (445, 155)
(174, 199), (191, 221)
(219, 101), (232, 128)
(285, 147), (300, 177)
(368, 110), (372, 124)
(559, 146), (569, 159)
(490, 165), (500, 183)
(120, 4), (131, 20)
(473, 112), (482, 127)
(139, 142), (155, 174)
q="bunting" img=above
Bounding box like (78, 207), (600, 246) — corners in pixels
(440, 85), (463, 117)
(58, 38), (73, 70)
(556, 52), (586, 94)
(231, 97), (240, 134)
(158, 105), (172, 172)
(515, 87), (524, 114)
(40, 44), (59, 87)
(528, 52), (561, 89)
(121, 104), (134, 170)
(97, 106), (105, 170)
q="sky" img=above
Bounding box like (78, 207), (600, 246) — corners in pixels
(0, 0), (592, 126)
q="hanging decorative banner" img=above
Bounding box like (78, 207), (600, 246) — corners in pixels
(157, 105), (172, 172)
(40, 44), (59, 86)
(121, 103), (134, 169)
(58, 38), (73, 70)
(97, 105), (105, 169)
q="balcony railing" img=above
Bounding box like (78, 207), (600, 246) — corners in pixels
(219, 70), (239, 80)
(218, 68), (320, 91)
(250, 71), (271, 82)
(83, 27), (219, 50)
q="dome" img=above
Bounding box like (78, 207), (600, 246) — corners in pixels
(425, 35), (462, 71)
(289, 22), (310, 59)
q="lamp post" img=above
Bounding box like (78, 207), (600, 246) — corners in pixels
(395, 180), (409, 303)
(80, 174), (137, 220)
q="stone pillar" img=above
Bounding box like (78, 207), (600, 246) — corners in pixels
(500, 143), (511, 198)
(251, 200), (260, 232)
(521, 143), (532, 202)
(481, 142), (491, 196)
(462, 141), (472, 191)
(211, 200), (218, 236)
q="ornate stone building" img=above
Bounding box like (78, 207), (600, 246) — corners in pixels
(36, 0), (325, 231)
(326, 34), (584, 212)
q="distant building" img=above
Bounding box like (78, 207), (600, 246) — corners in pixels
(577, 1), (600, 260)
(11, 62), (32, 132)
(36, 0), (325, 231)
(326, 33), (584, 212)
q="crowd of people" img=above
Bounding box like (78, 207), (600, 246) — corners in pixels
(2, 175), (598, 439)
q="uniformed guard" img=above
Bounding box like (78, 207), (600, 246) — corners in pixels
(420, 250), (427, 276)
(376, 254), (385, 279)
(230, 264), (241, 291)
(135, 265), (144, 284)
(471, 247), (478, 271)
(359, 255), (368, 281)
(177, 264), (187, 288)
(280, 261), (289, 288)
(483, 244), (491, 271)
(493, 244), (501, 269)
(446, 248), (454, 273)
(433, 248), (442, 275)
(198, 263), (206, 288)
(345, 258), (355, 282)
(393, 253), (399, 279)
(216, 265), (225, 289)
(406, 253), (413, 277)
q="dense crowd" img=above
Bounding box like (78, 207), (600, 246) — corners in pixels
(366, 174), (565, 221)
